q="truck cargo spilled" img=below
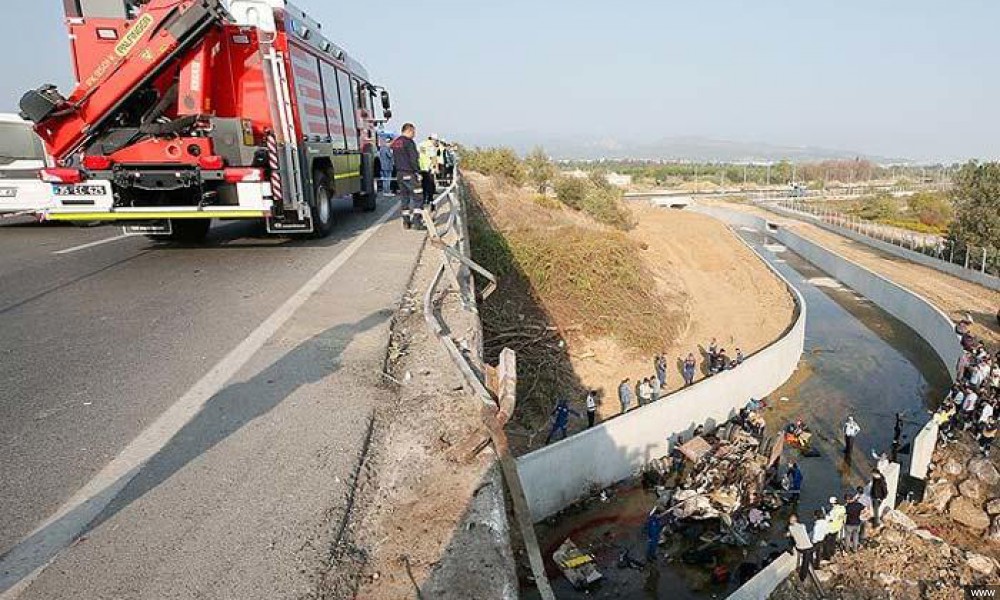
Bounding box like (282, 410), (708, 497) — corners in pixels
(525, 228), (950, 599)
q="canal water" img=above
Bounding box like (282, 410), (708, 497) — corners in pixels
(526, 227), (951, 599)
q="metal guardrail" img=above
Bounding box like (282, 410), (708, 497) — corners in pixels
(420, 172), (555, 600)
(774, 199), (1000, 280)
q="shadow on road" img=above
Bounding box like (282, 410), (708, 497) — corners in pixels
(0, 309), (390, 594)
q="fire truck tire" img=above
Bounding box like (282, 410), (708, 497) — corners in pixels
(311, 172), (335, 238)
(164, 219), (211, 243)
(353, 191), (377, 212)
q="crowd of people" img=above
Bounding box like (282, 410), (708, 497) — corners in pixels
(542, 338), (749, 444)
(617, 339), (746, 416)
(785, 464), (890, 582)
(932, 315), (1000, 456)
(383, 124), (457, 230)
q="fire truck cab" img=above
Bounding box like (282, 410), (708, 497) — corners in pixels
(22, 0), (391, 240)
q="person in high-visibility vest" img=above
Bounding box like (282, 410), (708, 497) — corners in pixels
(418, 135), (439, 205)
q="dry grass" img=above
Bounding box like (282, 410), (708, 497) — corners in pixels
(467, 172), (679, 354)
(466, 172), (681, 450)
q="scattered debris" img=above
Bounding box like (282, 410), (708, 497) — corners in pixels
(553, 539), (603, 590)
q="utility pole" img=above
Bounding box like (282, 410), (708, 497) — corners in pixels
(744, 163), (748, 188)
(766, 163), (771, 187)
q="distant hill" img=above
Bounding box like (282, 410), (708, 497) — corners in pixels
(458, 133), (911, 164)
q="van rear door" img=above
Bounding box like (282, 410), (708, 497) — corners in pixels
(0, 121), (51, 214)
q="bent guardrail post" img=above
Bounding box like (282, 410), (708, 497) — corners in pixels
(421, 172), (555, 600)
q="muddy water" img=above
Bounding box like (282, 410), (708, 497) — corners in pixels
(526, 228), (950, 599)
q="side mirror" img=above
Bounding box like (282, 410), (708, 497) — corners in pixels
(380, 90), (391, 112)
(383, 109), (392, 120)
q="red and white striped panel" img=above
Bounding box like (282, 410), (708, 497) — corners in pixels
(289, 46), (329, 139)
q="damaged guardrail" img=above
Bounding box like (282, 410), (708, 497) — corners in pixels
(420, 172), (556, 600)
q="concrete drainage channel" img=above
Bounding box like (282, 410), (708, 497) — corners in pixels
(695, 204), (959, 598)
(513, 202), (958, 599)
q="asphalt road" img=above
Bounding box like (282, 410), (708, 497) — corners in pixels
(0, 197), (423, 598)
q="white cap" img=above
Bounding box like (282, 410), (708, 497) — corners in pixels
(430, 133), (439, 140)
(829, 496), (838, 504)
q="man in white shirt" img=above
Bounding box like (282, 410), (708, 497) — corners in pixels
(787, 514), (814, 582)
(585, 390), (597, 428)
(980, 401), (995, 427)
(810, 510), (829, 567)
(844, 416), (861, 455)
(963, 388), (980, 428)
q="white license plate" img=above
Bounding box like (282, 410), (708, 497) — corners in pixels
(53, 184), (108, 197)
(0, 188), (16, 198)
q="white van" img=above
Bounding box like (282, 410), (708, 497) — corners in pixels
(0, 113), (53, 216)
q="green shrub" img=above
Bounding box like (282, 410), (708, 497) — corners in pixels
(856, 193), (900, 221)
(458, 146), (526, 185)
(554, 175), (635, 230)
(554, 176), (589, 210)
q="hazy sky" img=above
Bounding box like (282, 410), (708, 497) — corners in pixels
(2, 0), (997, 161)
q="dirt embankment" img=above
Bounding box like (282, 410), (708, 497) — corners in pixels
(466, 173), (794, 453)
(718, 201), (1000, 346)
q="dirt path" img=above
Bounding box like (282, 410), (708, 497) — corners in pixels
(716, 201), (1000, 346)
(575, 204), (795, 422)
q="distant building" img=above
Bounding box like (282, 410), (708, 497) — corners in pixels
(560, 170), (633, 188)
(605, 173), (632, 188)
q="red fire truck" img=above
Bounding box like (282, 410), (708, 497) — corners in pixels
(20, 0), (392, 240)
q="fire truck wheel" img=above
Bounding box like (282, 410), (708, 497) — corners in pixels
(353, 191), (377, 213)
(311, 172), (335, 238)
(164, 219), (211, 243)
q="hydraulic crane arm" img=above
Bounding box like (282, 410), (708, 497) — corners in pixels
(20, 0), (231, 162)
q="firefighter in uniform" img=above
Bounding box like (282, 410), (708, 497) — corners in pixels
(390, 123), (422, 229)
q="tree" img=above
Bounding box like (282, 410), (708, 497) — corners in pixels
(907, 192), (953, 229)
(524, 147), (558, 193)
(857, 192), (899, 221)
(949, 161), (1000, 250)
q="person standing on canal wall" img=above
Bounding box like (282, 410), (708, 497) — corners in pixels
(682, 353), (697, 386)
(844, 416), (861, 455)
(618, 378), (633, 414)
(655, 355), (667, 388)
(585, 390), (597, 428)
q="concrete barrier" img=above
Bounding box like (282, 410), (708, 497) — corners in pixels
(726, 552), (797, 600)
(766, 202), (1000, 292)
(909, 420), (940, 480)
(515, 212), (807, 522)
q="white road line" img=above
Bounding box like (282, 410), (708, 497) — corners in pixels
(53, 234), (130, 255)
(0, 203), (400, 598)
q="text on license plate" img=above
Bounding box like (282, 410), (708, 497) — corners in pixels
(53, 184), (107, 196)
(0, 188), (16, 198)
